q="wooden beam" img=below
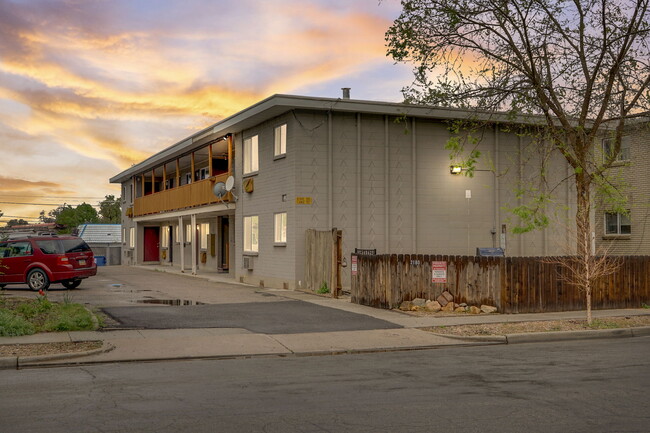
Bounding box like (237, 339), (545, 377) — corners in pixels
(227, 135), (233, 175)
(208, 143), (213, 177)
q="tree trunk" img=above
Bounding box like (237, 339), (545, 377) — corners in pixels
(575, 171), (593, 325)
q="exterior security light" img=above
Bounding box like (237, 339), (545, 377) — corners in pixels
(450, 165), (463, 174)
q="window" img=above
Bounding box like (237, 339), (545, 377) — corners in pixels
(243, 216), (259, 252)
(129, 227), (135, 248)
(161, 227), (169, 248)
(603, 136), (630, 162)
(274, 212), (287, 244)
(186, 224), (193, 243)
(274, 124), (287, 157)
(0, 242), (33, 257)
(605, 212), (631, 235)
(244, 135), (259, 174)
(200, 223), (209, 249)
(122, 228), (126, 245)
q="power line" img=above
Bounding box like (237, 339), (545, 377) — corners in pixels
(0, 201), (101, 207)
(0, 194), (107, 199)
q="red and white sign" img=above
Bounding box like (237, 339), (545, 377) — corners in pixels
(431, 261), (447, 283)
(351, 255), (358, 276)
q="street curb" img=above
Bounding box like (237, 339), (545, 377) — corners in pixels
(14, 342), (498, 368)
(426, 326), (650, 345)
(505, 328), (635, 344)
(1, 341), (114, 370)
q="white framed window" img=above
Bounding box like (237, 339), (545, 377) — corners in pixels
(186, 224), (193, 243)
(129, 227), (135, 248)
(605, 212), (631, 235)
(175, 225), (180, 244)
(161, 227), (169, 248)
(603, 136), (630, 162)
(122, 228), (126, 245)
(243, 135), (259, 174)
(274, 124), (287, 157)
(243, 216), (259, 252)
(274, 212), (287, 244)
(200, 223), (209, 249)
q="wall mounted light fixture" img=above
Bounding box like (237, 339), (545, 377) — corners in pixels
(450, 165), (463, 174)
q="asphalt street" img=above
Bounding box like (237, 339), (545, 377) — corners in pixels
(102, 300), (401, 333)
(2, 337), (648, 433)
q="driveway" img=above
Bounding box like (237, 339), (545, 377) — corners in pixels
(2, 266), (400, 334)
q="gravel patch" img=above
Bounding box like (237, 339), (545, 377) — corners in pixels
(0, 341), (102, 357)
(424, 316), (650, 336)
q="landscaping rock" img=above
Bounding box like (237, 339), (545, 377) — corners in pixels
(399, 301), (413, 311)
(469, 306), (482, 314)
(425, 300), (442, 312)
(441, 302), (455, 312)
(412, 298), (427, 307)
(481, 305), (498, 314)
(459, 303), (468, 307)
(454, 307), (467, 313)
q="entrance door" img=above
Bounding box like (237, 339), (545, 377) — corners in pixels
(168, 225), (173, 263)
(220, 217), (229, 270)
(143, 227), (160, 262)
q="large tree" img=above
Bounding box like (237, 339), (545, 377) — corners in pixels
(98, 195), (121, 223)
(387, 0), (650, 323)
(55, 203), (99, 233)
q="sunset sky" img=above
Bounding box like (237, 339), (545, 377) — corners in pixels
(0, 0), (413, 224)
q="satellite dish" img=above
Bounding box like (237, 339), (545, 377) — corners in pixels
(212, 182), (227, 198)
(225, 176), (235, 192)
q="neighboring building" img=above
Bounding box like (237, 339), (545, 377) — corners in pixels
(595, 117), (650, 255)
(77, 224), (122, 265)
(110, 93), (591, 290)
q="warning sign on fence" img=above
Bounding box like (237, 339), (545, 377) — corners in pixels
(431, 261), (447, 283)
(351, 255), (358, 276)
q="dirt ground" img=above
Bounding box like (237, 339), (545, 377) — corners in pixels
(424, 315), (650, 336)
(0, 341), (103, 357)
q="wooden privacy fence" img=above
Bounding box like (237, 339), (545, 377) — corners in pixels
(350, 254), (650, 313)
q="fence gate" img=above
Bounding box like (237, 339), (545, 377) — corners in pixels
(304, 228), (342, 297)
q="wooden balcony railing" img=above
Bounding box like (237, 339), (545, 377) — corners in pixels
(133, 173), (232, 217)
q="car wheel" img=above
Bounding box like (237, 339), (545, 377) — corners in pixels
(27, 269), (50, 291)
(62, 279), (81, 289)
(0, 284), (6, 289)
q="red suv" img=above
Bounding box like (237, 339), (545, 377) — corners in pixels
(0, 236), (97, 290)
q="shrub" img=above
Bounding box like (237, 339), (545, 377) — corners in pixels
(43, 304), (94, 332)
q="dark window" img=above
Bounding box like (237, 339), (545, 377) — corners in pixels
(3, 241), (33, 257)
(36, 239), (63, 254)
(62, 239), (91, 253)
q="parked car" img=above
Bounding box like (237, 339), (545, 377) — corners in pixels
(0, 235), (97, 290)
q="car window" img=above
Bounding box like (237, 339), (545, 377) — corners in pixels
(0, 243), (10, 258)
(35, 239), (64, 254)
(6, 242), (33, 257)
(62, 239), (91, 253)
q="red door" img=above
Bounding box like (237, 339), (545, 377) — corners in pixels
(143, 227), (160, 262)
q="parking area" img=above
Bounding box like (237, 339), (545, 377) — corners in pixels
(1, 266), (400, 334)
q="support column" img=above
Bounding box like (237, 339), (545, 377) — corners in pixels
(191, 214), (197, 275)
(178, 216), (185, 272)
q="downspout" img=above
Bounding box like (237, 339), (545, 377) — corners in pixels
(328, 111), (333, 229)
(357, 113), (362, 247)
(385, 116), (390, 253)
(412, 117), (417, 252)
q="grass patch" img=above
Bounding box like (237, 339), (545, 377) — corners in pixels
(0, 296), (97, 337)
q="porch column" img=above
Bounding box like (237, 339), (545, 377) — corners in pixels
(191, 214), (197, 275)
(178, 216), (185, 272)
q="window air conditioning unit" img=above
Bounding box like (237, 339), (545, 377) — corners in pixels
(242, 257), (254, 270)
(124, 250), (132, 257)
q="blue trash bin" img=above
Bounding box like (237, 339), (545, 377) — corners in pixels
(95, 256), (107, 266)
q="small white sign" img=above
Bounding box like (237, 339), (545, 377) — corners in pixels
(465, 189), (472, 199)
